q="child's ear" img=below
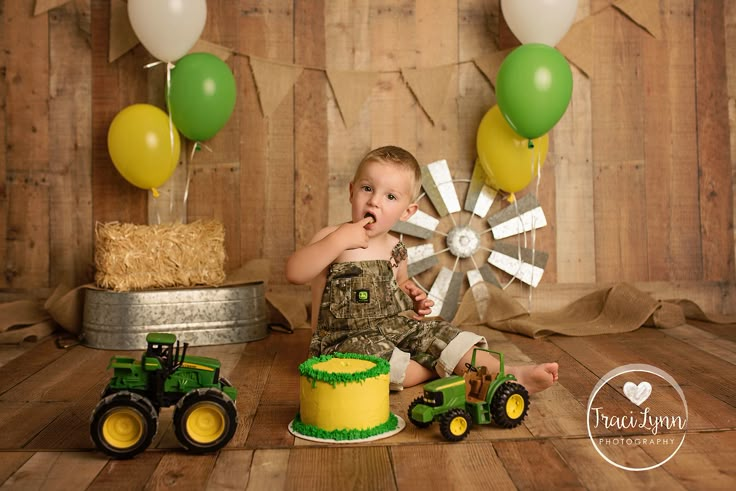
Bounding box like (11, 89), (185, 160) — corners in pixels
(348, 181), (354, 200)
(400, 203), (418, 222)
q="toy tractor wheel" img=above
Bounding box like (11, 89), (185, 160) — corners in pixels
(439, 408), (472, 442)
(490, 382), (530, 428)
(90, 391), (158, 459)
(100, 384), (114, 399)
(408, 396), (433, 428)
(174, 388), (237, 453)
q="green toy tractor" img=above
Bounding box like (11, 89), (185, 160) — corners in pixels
(407, 348), (529, 441)
(90, 332), (238, 459)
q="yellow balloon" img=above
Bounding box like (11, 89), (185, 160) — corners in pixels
(476, 105), (548, 194)
(107, 104), (180, 194)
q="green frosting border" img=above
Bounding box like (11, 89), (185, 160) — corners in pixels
(299, 352), (390, 386)
(291, 412), (398, 441)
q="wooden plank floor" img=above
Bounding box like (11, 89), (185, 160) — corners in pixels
(0, 322), (734, 490)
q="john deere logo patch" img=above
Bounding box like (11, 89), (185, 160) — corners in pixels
(355, 289), (370, 303)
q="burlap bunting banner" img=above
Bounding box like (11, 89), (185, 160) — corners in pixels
(401, 65), (456, 125)
(29, 0), (663, 124)
(473, 49), (512, 88)
(249, 57), (304, 118)
(613, 0), (662, 39)
(326, 70), (379, 128)
(109, 0), (138, 63)
(190, 39), (233, 62)
(557, 16), (595, 77)
(34, 0), (70, 16)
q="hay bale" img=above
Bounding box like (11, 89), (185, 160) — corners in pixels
(95, 220), (226, 291)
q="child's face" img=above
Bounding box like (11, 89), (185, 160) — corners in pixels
(349, 160), (418, 235)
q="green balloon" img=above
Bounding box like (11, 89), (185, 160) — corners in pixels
(168, 53), (236, 141)
(496, 44), (573, 139)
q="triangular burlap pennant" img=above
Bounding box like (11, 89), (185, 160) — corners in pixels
(34, 0), (70, 15)
(557, 15), (595, 78)
(326, 69), (378, 128)
(249, 57), (304, 118)
(613, 0), (662, 39)
(109, 0), (139, 63)
(473, 49), (512, 89)
(190, 39), (234, 61)
(401, 64), (455, 125)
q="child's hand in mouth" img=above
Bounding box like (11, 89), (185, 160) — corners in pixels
(363, 212), (376, 225)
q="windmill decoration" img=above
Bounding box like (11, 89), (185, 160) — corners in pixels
(391, 159), (548, 321)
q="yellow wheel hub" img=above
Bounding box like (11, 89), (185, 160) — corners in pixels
(506, 393), (525, 419)
(102, 407), (144, 449)
(450, 416), (468, 436)
(186, 402), (226, 444)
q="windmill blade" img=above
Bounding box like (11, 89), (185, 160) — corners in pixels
(427, 267), (464, 321)
(488, 242), (549, 287)
(466, 265), (500, 320)
(464, 160), (497, 218)
(467, 264), (500, 289)
(488, 193), (547, 240)
(406, 244), (439, 277)
(421, 159), (461, 217)
(391, 209), (440, 239)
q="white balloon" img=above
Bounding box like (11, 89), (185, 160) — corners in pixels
(128, 0), (207, 62)
(501, 0), (578, 46)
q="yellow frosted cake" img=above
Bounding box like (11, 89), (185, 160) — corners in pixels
(290, 352), (401, 441)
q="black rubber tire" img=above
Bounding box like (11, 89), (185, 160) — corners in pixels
(90, 391), (158, 459)
(439, 408), (472, 442)
(490, 382), (530, 429)
(173, 388), (237, 453)
(100, 384), (114, 399)
(407, 396), (433, 428)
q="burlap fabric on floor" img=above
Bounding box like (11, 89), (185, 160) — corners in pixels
(2, 275), (733, 344)
(452, 282), (736, 338)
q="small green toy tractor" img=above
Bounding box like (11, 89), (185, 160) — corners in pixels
(90, 332), (238, 459)
(408, 348), (529, 441)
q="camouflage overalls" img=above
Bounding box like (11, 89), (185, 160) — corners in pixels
(310, 243), (487, 389)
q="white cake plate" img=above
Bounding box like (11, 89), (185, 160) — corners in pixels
(288, 414), (406, 444)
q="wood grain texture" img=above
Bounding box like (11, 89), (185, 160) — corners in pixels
(48, 2), (94, 287)
(644, 0), (702, 281)
(86, 452), (163, 491)
(0, 451), (108, 491)
(294, 1), (328, 253)
(695, 0), (734, 282)
(1, 316), (735, 487)
(392, 442), (516, 490)
(592, 8), (649, 283)
(288, 446), (396, 490)
(494, 439), (586, 490)
(2, 0), (52, 288)
(90, 0), (146, 226)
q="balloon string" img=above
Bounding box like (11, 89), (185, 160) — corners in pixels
(165, 62), (175, 164)
(501, 197), (524, 290)
(528, 151), (543, 312)
(182, 141), (213, 223)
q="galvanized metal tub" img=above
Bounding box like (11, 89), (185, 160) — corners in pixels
(82, 282), (268, 350)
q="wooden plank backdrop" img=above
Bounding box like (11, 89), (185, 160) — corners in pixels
(0, 0), (735, 314)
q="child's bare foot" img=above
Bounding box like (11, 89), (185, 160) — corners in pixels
(508, 363), (559, 394)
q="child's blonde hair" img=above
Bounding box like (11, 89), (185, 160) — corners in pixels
(353, 146), (422, 200)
